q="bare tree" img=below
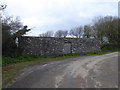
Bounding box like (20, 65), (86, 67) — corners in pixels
(93, 16), (118, 43)
(69, 26), (83, 38)
(54, 30), (68, 38)
(39, 31), (54, 37)
(62, 30), (68, 38)
(83, 25), (92, 38)
(90, 25), (98, 39)
(54, 30), (63, 37)
(1, 15), (23, 34)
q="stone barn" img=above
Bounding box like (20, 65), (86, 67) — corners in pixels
(19, 37), (101, 56)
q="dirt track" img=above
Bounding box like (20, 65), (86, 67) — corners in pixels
(7, 52), (118, 88)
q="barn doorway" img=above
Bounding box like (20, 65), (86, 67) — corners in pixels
(63, 43), (72, 54)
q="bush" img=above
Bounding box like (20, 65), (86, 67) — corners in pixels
(100, 43), (119, 51)
(2, 55), (38, 66)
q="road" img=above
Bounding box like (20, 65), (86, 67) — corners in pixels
(6, 52), (118, 88)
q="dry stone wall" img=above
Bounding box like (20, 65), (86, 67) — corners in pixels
(19, 37), (101, 56)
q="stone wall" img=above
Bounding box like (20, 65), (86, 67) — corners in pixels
(19, 37), (101, 56)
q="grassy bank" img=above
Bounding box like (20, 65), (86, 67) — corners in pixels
(2, 50), (119, 87)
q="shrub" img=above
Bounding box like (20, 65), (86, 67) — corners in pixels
(100, 43), (119, 51)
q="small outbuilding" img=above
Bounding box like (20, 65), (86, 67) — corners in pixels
(19, 37), (101, 56)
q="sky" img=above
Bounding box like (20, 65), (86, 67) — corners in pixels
(1, 0), (118, 36)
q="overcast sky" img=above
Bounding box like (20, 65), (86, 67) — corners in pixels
(1, 0), (118, 36)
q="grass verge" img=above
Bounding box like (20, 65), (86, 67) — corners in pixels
(2, 50), (119, 87)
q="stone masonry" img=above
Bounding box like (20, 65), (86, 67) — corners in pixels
(19, 37), (101, 56)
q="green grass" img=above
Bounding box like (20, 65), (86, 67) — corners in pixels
(2, 50), (119, 87)
(2, 51), (112, 66)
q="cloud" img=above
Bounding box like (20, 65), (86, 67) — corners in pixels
(1, 0), (118, 36)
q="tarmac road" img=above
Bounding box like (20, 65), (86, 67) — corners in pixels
(6, 52), (118, 88)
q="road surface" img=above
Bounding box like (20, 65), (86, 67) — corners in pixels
(6, 52), (118, 88)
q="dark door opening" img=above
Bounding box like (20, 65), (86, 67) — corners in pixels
(63, 43), (71, 54)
